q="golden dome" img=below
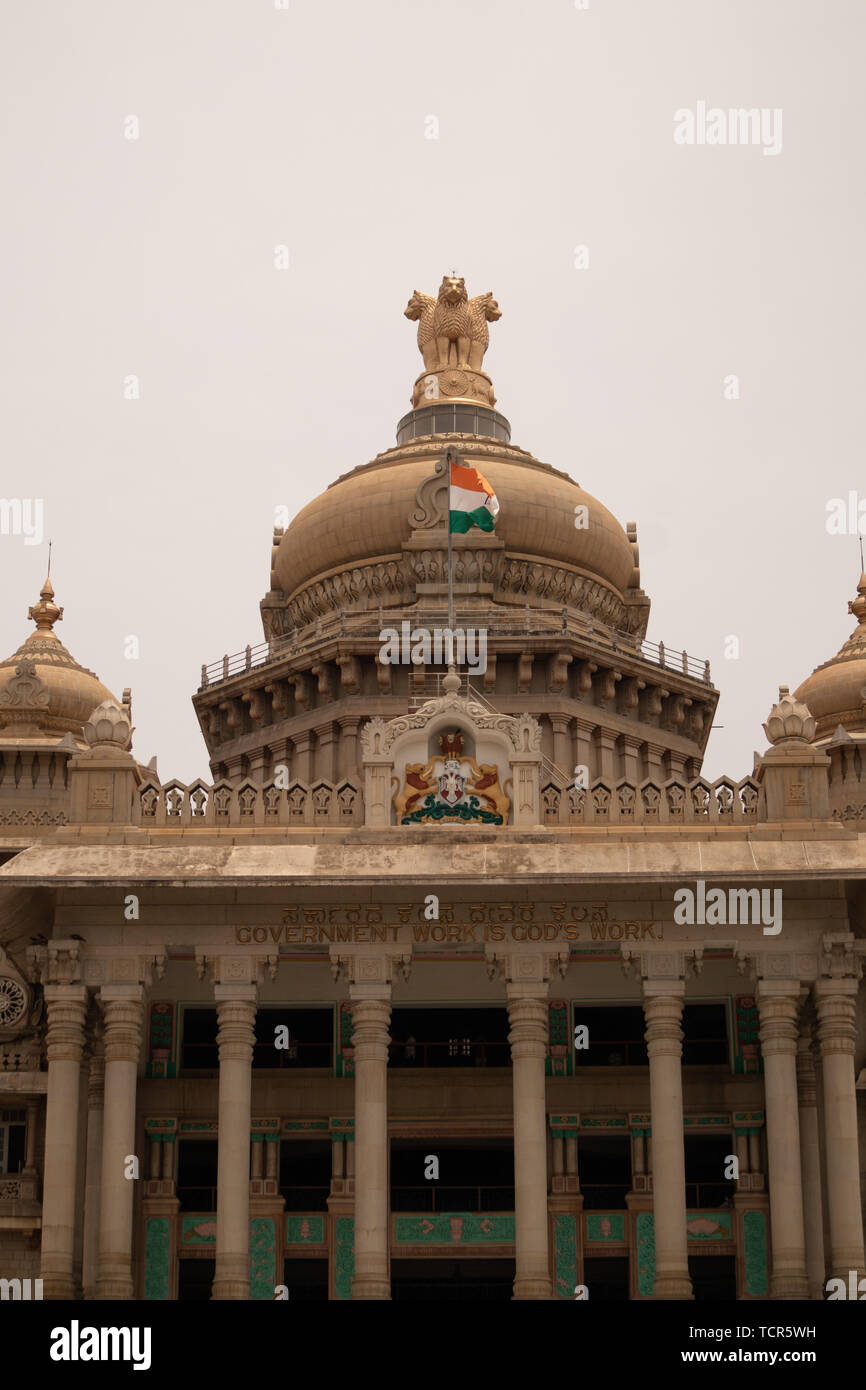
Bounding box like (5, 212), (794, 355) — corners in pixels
(0, 577), (118, 742)
(271, 437), (643, 634)
(794, 571), (866, 740)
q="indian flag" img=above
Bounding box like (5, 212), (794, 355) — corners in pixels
(449, 462), (500, 534)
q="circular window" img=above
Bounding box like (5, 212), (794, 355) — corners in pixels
(0, 977), (27, 1028)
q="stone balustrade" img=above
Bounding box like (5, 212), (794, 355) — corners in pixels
(133, 773), (762, 829)
(540, 776), (760, 826)
(135, 777), (364, 828)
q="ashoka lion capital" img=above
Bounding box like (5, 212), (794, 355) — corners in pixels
(405, 274), (501, 409)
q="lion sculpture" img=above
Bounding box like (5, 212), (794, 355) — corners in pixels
(404, 276), (501, 373)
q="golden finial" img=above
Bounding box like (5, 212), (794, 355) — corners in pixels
(27, 565), (63, 635)
(849, 568), (866, 628)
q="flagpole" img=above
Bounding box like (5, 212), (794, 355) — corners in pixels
(446, 449), (454, 638)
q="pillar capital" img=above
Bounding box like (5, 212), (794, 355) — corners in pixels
(197, 951), (274, 991)
(756, 984), (800, 1061)
(622, 947), (693, 995)
(643, 992), (685, 1060)
(486, 945), (568, 995)
(215, 993), (257, 1066)
(33, 941), (83, 987)
(97, 987), (144, 1064)
(43, 985), (88, 1063)
(330, 946), (411, 1000)
(814, 980), (858, 1056)
(818, 932), (863, 983)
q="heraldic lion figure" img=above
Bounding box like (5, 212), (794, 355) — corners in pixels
(404, 276), (502, 373)
(404, 289), (438, 371)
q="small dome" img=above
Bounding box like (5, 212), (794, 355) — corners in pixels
(794, 572), (866, 740)
(0, 577), (118, 742)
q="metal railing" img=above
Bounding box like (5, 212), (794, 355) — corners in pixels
(389, 1040), (511, 1068)
(390, 1186), (515, 1214)
(200, 605), (712, 691)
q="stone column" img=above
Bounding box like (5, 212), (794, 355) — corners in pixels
(265, 1136), (279, 1183)
(796, 997), (826, 1298)
(268, 737), (292, 783)
(41, 980), (88, 1299)
(338, 716), (361, 779)
(251, 1136), (264, 1180)
(756, 980), (809, 1298)
(292, 731), (313, 783)
(331, 949), (410, 1299)
(548, 714), (571, 774)
(645, 741), (666, 783)
(814, 945), (865, 1283)
(82, 1024), (105, 1299)
(490, 947), (566, 1300)
(597, 729), (617, 781)
(315, 722), (336, 783)
(507, 987), (552, 1298)
(212, 982), (257, 1299)
(95, 985), (145, 1299)
(574, 718), (594, 781)
(350, 991), (392, 1300)
(642, 977), (693, 1299)
(622, 736), (642, 785)
(23, 1097), (38, 1174)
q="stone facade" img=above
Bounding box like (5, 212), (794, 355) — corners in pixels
(0, 282), (864, 1301)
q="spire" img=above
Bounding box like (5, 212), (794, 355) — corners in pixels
(27, 575), (64, 637)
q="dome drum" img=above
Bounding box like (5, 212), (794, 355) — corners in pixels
(396, 403), (511, 446)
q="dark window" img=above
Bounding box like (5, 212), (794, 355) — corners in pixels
(389, 1007), (510, 1069)
(689, 1255), (737, 1300)
(180, 1006), (334, 1072)
(177, 1258), (214, 1301)
(253, 1008), (333, 1069)
(573, 1006), (647, 1066)
(279, 1140), (331, 1211)
(390, 1138), (514, 1213)
(684, 1134), (736, 1208)
(282, 1259), (329, 1300)
(0, 1115), (25, 1174)
(578, 1136), (631, 1209)
(392, 1259), (514, 1300)
(180, 1008), (218, 1071)
(176, 1139), (218, 1212)
(682, 1004), (728, 1065)
(571, 1003), (728, 1067)
(582, 1257), (630, 1301)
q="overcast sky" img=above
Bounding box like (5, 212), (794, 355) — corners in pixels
(1, 0), (863, 782)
